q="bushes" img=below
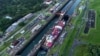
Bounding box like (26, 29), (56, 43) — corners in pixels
(88, 45), (100, 56)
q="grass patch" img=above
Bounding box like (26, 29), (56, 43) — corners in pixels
(80, 0), (100, 45)
(74, 45), (91, 56)
(74, 0), (100, 56)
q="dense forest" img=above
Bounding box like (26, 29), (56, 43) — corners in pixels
(0, 0), (44, 32)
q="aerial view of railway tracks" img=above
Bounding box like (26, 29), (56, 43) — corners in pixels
(0, 0), (99, 56)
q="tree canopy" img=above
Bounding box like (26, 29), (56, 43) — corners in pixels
(0, 0), (44, 32)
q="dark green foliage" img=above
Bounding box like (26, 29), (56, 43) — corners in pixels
(88, 44), (100, 56)
(0, 0), (44, 32)
(18, 22), (26, 27)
